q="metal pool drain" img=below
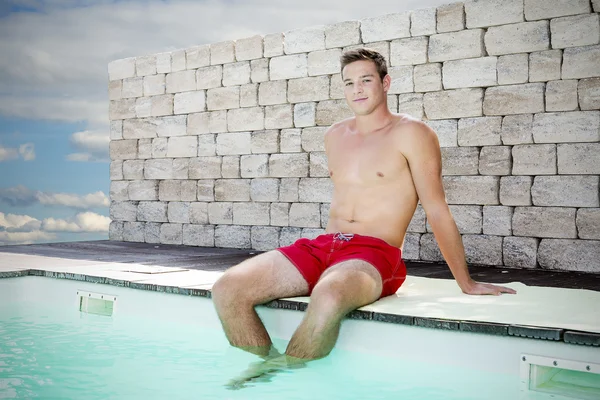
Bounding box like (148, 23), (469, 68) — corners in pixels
(77, 290), (117, 317)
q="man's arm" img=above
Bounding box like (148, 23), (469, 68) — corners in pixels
(403, 122), (516, 295)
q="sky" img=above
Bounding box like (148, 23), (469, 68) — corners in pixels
(0, 0), (449, 246)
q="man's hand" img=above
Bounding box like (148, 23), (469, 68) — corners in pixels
(460, 280), (517, 296)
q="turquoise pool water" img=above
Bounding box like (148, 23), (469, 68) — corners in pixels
(0, 277), (569, 399)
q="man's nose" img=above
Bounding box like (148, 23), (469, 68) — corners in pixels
(353, 82), (363, 94)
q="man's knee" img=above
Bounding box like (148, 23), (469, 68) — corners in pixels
(309, 280), (352, 318)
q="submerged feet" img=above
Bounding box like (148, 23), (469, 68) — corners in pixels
(225, 353), (307, 390)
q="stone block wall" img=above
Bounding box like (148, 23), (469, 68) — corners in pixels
(108, 0), (600, 273)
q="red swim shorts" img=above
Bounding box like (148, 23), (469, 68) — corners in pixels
(277, 232), (407, 298)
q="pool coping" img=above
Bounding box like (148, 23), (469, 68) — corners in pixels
(3, 268), (599, 348)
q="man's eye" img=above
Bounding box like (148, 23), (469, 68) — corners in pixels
(345, 82), (353, 86)
(363, 79), (371, 83)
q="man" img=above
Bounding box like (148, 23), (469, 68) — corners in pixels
(212, 48), (516, 381)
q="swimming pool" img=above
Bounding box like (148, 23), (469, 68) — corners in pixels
(1, 276), (598, 399)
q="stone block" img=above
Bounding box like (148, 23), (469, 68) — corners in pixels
(233, 203), (270, 225)
(270, 54), (308, 81)
(443, 57), (497, 89)
(513, 206), (577, 238)
(577, 209), (600, 239)
(465, 0), (524, 28)
(110, 139), (137, 160)
(123, 118), (157, 140)
(280, 129), (302, 152)
(108, 80), (121, 101)
(144, 159), (175, 180)
(294, 103), (317, 128)
(436, 2), (465, 33)
(579, 78), (600, 110)
(557, 144), (600, 181)
(288, 76), (330, 103)
(483, 83), (545, 115)
(329, 73), (344, 99)
(137, 201), (168, 222)
(279, 178), (299, 202)
(539, 238), (600, 272)
(299, 178), (333, 203)
(594, 0), (600, 12)
(397, 94), (424, 119)
(500, 176), (532, 206)
(108, 57), (135, 81)
(532, 176), (599, 207)
(441, 147), (480, 175)
(427, 119), (458, 147)
(123, 159), (144, 179)
(196, 66), (222, 90)
(551, 14), (600, 49)
(221, 156), (240, 179)
(110, 181), (129, 201)
(148, 115), (186, 138)
(189, 156), (221, 179)
(310, 152), (329, 178)
(121, 77), (143, 98)
(146, 94), (174, 117)
(360, 12), (410, 43)
(443, 176), (500, 205)
(123, 222), (145, 243)
(390, 37), (428, 66)
(187, 113), (210, 135)
(235, 35), (263, 61)
(251, 178), (279, 202)
(240, 154), (269, 178)
(171, 50), (186, 72)
(258, 80), (287, 106)
(215, 225), (251, 249)
(524, 0), (591, 21)
(457, 116), (502, 146)
(424, 88), (483, 120)
(109, 221), (124, 241)
(240, 84), (258, 108)
(429, 30), (485, 62)
(407, 205), (426, 233)
(109, 99), (136, 120)
(189, 202), (209, 224)
(181, 181), (197, 201)
(479, 146), (512, 175)
(209, 111), (227, 133)
(428, 205), (482, 234)
(279, 227), (302, 246)
(134, 97), (152, 118)
(284, 26), (325, 54)
(301, 127), (327, 152)
(503, 236), (538, 268)
(151, 137), (167, 158)
(166, 70), (196, 94)
(562, 45), (600, 79)
(251, 58), (269, 83)
(289, 203), (321, 228)
(110, 161), (123, 180)
(512, 144), (556, 175)
(215, 179), (250, 202)
(137, 139), (152, 159)
(545, 80), (578, 111)
(167, 136), (197, 158)
(251, 226), (280, 251)
(264, 32), (284, 58)
(420, 233), (444, 262)
(196, 134), (216, 157)
(172, 159), (189, 179)
(183, 224), (214, 247)
(210, 41), (235, 65)
(308, 49), (341, 76)
(185, 45), (210, 70)
(462, 235), (503, 266)
(483, 206), (513, 236)
(402, 233), (421, 260)
(501, 114), (533, 145)
(270, 153), (309, 178)
(227, 107), (264, 132)
(208, 202), (233, 224)
(270, 203), (290, 227)
(173, 91), (206, 114)
(411, 7), (436, 36)
(159, 180), (181, 201)
(316, 100), (353, 125)
(265, 105), (293, 129)
(388, 66), (414, 94)
(159, 223), (182, 245)
(214, 132), (251, 156)
(167, 202), (190, 223)
(320, 203), (330, 228)
(324, 21), (360, 49)
(529, 50), (562, 82)
(497, 54), (528, 85)
(223, 62), (251, 87)
(414, 63), (442, 92)
(156, 52), (171, 74)
(251, 130), (279, 154)
(110, 201), (138, 222)
(533, 111), (600, 143)
(485, 21), (549, 56)
(207, 86), (239, 111)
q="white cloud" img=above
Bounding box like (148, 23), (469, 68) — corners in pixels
(0, 185), (109, 209)
(0, 143), (35, 162)
(42, 211), (110, 233)
(0, 211), (53, 245)
(0, 211), (41, 231)
(0, 230), (57, 245)
(66, 129), (109, 162)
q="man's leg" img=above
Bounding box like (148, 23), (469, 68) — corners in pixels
(285, 259), (382, 359)
(211, 250), (309, 357)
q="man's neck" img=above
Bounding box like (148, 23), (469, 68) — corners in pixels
(354, 104), (394, 135)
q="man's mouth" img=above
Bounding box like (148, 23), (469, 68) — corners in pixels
(353, 98), (367, 102)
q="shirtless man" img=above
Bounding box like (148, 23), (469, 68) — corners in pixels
(212, 48), (516, 369)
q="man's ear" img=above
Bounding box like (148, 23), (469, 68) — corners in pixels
(382, 74), (391, 93)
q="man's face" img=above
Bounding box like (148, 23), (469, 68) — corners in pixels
(341, 60), (389, 116)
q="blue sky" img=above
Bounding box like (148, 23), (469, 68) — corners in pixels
(0, 0), (446, 246)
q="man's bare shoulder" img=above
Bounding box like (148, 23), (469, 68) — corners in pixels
(392, 115), (439, 148)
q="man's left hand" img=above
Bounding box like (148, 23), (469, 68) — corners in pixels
(461, 280), (517, 296)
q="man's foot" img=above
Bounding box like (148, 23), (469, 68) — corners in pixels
(225, 354), (306, 390)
